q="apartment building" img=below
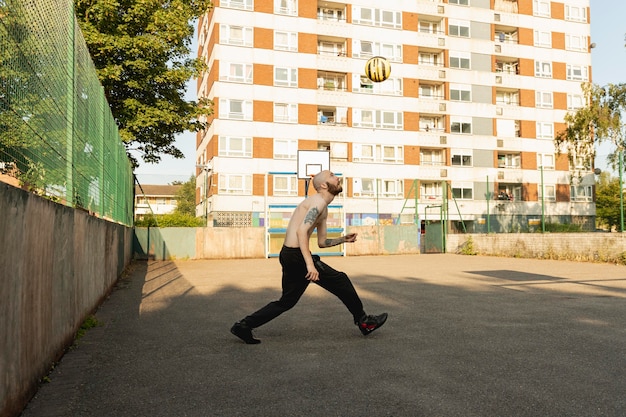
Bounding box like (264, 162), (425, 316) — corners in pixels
(134, 184), (181, 218)
(194, 0), (594, 232)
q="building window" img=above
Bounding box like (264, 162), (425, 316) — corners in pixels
(449, 20), (470, 37)
(320, 72), (346, 91)
(353, 144), (403, 164)
(449, 0), (469, 5)
(535, 91), (553, 108)
(221, 0), (253, 10)
(419, 84), (443, 99)
(380, 179), (403, 198)
(419, 52), (443, 66)
(565, 5), (587, 22)
(498, 153), (520, 169)
(495, 60), (519, 74)
(421, 148), (444, 166)
(496, 90), (519, 106)
(273, 175), (298, 196)
(353, 178), (375, 197)
(536, 122), (554, 139)
(274, 31), (298, 51)
(352, 178), (403, 198)
(420, 182), (443, 200)
(539, 184), (555, 201)
(275, 0), (297, 16)
(274, 138), (297, 159)
(356, 40), (373, 58)
(537, 153), (555, 169)
(383, 145), (403, 163)
(220, 25), (253, 47)
(533, 0), (550, 17)
(451, 150), (472, 166)
(571, 185), (593, 202)
(353, 40), (402, 61)
(318, 40), (345, 56)
(534, 30), (552, 48)
(219, 136), (252, 157)
(219, 99), (253, 120)
(352, 6), (402, 29)
(353, 109), (403, 130)
(567, 94), (584, 110)
(317, 6), (344, 22)
(218, 174), (252, 195)
(274, 103), (298, 123)
(566, 34), (588, 52)
(450, 51), (470, 69)
(419, 116), (445, 132)
(567, 65), (588, 81)
(419, 20), (441, 34)
(274, 67), (298, 87)
(451, 117), (472, 134)
(452, 183), (473, 200)
(219, 62), (253, 83)
(535, 61), (552, 78)
(450, 84), (471, 101)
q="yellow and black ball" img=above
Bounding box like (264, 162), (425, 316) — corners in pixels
(364, 56), (391, 83)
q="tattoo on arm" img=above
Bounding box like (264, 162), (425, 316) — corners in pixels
(324, 237), (345, 247)
(304, 208), (319, 225)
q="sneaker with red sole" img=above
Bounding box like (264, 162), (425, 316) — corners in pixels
(357, 313), (388, 336)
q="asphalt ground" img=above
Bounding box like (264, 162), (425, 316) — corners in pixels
(20, 254), (626, 417)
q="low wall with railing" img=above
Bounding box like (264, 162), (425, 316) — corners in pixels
(1, 183), (133, 417)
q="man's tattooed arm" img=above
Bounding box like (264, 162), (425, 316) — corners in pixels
(324, 236), (345, 247)
(304, 207), (319, 225)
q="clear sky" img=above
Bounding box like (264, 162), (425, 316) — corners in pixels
(133, 1), (626, 185)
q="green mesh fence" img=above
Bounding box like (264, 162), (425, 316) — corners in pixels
(0, 0), (133, 226)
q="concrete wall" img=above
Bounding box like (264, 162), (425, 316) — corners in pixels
(133, 225), (626, 264)
(447, 233), (626, 262)
(133, 225), (422, 259)
(0, 183), (133, 417)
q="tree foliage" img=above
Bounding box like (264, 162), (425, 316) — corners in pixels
(73, 0), (213, 167)
(595, 172), (622, 232)
(173, 174), (197, 216)
(556, 82), (626, 176)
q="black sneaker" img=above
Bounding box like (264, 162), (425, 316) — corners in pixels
(357, 313), (388, 336)
(230, 321), (261, 344)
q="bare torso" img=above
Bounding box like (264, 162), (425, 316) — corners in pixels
(283, 194), (328, 248)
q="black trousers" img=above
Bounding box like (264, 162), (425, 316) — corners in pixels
(243, 246), (366, 328)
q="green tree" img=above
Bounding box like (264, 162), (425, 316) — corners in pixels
(73, 0), (213, 167)
(173, 175), (197, 216)
(595, 172), (622, 232)
(556, 82), (626, 176)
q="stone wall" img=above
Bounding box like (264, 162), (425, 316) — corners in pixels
(447, 233), (626, 262)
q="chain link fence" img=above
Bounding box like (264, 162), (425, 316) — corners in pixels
(0, 0), (133, 226)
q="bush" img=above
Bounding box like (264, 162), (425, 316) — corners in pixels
(135, 213), (205, 227)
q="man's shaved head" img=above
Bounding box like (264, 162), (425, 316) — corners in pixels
(312, 170), (331, 191)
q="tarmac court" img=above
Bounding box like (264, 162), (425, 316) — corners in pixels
(21, 254), (626, 417)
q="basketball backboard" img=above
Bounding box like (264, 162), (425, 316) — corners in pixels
(297, 150), (330, 179)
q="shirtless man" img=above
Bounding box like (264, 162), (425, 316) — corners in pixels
(231, 170), (388, 344)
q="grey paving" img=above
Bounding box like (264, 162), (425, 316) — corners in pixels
(21, 254), (626, 417)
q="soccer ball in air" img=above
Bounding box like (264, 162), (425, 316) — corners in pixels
(364, 56), (391, 82)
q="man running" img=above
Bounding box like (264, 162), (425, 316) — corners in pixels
(231, 170), (388, 344)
